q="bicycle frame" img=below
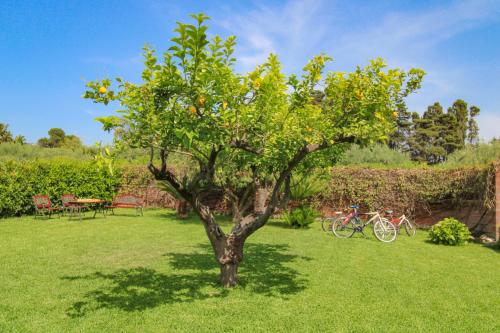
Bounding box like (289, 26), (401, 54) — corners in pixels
(389, 214), (409, 228)
(343, 209), (387, 235)
(385, 211), (416, 237)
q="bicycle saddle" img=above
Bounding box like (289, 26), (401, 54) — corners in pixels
(349, 205), (359, 209)
(385, 210), (393, 214)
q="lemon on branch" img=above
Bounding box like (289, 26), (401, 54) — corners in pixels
(197, 95), (206, 107)
(253, 78), (261, 89)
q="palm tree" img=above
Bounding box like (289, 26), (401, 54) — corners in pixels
(0, 123), (13, 143)
(14, 135), (26, 145)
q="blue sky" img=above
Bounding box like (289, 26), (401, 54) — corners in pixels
(1, 0), (499, 144)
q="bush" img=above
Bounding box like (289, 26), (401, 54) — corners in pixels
(428, 217), (472, 246)
(283, 206), (318, 228)
(0, 160), (120, 217)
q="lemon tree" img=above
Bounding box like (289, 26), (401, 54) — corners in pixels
(84, 13), (424, 287)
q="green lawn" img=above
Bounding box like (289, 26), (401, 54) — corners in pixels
(0, 210), (498, 332)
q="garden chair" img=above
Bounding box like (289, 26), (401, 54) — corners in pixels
(32, 195), (62, 218)
(61, 193), (86, 217)
(106, 194), (144, 216)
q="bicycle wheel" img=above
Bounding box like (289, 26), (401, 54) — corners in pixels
(321, 217), (333, 232)
(404, 220), (416, 237)
(322, 215), (344, 232)
(373, 219), (397, 243)
(332, 218), (355, 238)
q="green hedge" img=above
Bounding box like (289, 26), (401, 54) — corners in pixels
(0, 159), (494, 219)
(0, 160), (120, 217)
(319, 165), (493, 214)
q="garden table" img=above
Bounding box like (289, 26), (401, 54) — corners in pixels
(68, 198), (107, 221)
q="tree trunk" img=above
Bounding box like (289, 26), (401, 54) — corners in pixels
(220, 262), (239, 287)
(254, 186), (270, 213)
(231, 201), (243, 224)
(176, 200), (190, 219)
(215, 233), (244, 287)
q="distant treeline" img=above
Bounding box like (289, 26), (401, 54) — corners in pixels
(389, 99), (481, 164)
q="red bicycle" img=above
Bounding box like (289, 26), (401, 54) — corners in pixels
(385, 210), (416, 237)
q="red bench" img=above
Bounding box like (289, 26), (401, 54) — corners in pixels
(106, 194), (144, 216)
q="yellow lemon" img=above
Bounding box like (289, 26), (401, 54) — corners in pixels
(253, 78), (261, 89)
(222, 101), (228, 110)
(392, 111), (398, 118)
(99, 86), (107, 94)
(197, 95), (206, 107)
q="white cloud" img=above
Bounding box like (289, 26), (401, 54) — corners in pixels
(238, 33), (275, 68)
(339, 0), (500, 61)
(215, 0), (331, 71)
(216, 0), (499, 71)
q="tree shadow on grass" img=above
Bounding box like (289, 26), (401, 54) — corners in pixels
(484, 244), (500, 253)
(62, 243), (310, 317)
(265, 220), (293, 229)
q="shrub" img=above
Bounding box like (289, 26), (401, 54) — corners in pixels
(428, 217), (472, 245)
(0, 160), (120, 217)
(283, 206), (318, 228)
(289, 172), (330, 201)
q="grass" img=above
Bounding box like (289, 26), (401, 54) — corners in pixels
(0, 210), (498, 332)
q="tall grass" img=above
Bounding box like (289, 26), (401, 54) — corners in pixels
(0, 143), (92, 162)
(2, 140), (499, 168)
(443, 140), (500, 167)
(338, 141), (500, 168)
(337, 144), (416, 167)
(0, 143), (197, 171)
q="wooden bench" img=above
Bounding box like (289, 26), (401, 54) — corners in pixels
(106, 194), (144, 216)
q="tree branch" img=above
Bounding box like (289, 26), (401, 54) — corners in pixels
(229, 139), (263, 155)
(147, 145), (227, 249)
(166, 149), (204, 164)
(234, 136), (355, 238)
